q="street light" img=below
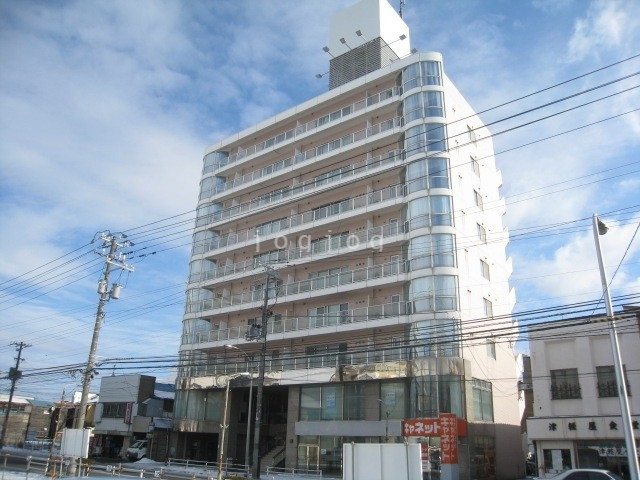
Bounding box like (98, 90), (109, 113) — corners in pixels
(592, 213), (639, 480)
(225, 344), (254, 473)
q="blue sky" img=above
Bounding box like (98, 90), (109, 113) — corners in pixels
(1, 0), (639, 401)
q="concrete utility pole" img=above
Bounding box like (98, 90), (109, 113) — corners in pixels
(74, 232), (134, 430)
(1, 341), (30, 448)
(251, 266), (278, 480)
(592, 214), (639, 480)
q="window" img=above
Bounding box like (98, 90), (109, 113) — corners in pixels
(486, 338), (496, 359)
(305, 343), (347, 368)
(343, 383), (366, 420)
(411, 275), (458, 312)
(596, 365), (631, 397)
(405, 123), (448, 155)
(477, 223), (486, 242)
(473, 190), (483, 209)
(472, 379), (494, 421)
(551, 368), (581, 399)
(403, 91), (445, 123)
(407, 157), (450, 192)
(313, 199), (348, 220)
(483, 298), (493, 317)
(311, 232), (349, 253)
(307, 303), (349, 327)
(409, 234), (456, 269)
(402, 61), (442, 90)
(471, 157), (480, 176)
(480, 259), (490, 280)
(256, 217), (289, 236)
(467, 125), (477, 143)
(407, 196), (453, 229)
(102, 402), (128, 418)
(309, 266), (349, 289)
(254, 249), (287, 267)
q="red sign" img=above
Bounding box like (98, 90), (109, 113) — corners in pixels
(403, 418), (440, 437)
(439, 413), (458, 465)
(124, 402), (133, 424)
(402, 416), (467, 437)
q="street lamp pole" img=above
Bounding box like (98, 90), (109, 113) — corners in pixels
(225, 345), (254, 473)
(592, 213), (639, 480)
(218, 378), (232, 480)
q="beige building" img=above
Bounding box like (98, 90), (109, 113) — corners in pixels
(174, 0), (522, 478)
(527, 309), (640, 478)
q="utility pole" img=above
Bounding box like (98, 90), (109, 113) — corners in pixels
(74, 232), (134, 430)
(251, 266), (278, 480)
(1, 341), (30, 448)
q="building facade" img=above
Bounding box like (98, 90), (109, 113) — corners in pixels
(0, 395), (52, 446)
(527, 310), (640, 478)
(93, 374), (174, 460)
(175, 0), (522, 478)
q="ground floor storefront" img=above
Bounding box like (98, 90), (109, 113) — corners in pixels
(528, 416), (640, 478)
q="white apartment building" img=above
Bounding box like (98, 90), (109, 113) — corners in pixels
(527, 310), (640, 478)
(174, 0), (522, 478)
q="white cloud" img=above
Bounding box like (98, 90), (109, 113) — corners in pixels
(567, 0), (640, 62)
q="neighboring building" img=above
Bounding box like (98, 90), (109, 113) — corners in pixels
(0, 395), (52, 446)
(93, 375), (174, 460)
(175, 0), (522, 478)
(526, 309), (640, 478)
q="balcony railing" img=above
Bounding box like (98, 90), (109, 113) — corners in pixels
(182, 300), (411, 346)
(195, 183), (405, 252)
(200, 147), (403, 213)
(185, 259), (409, 315)
(178, 343), (411, 378)
(189, 221), (406, 284)
(200, 115), (402, 199)
(202, 86), (401, 175)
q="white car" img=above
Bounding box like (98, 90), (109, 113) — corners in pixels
(544, 469), (623, 480)
(125, 439), (147, 461)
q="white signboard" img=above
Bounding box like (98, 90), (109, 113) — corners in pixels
(61, 428), (91, 458)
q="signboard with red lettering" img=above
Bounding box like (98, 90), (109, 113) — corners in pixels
(402, 416), (466, 437)
(439, 413), (458, 465)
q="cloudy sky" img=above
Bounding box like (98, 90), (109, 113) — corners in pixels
(1, 0), (638, 401)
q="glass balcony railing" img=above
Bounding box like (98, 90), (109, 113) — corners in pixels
(199, 149), (403, 218)
(196, 183), (405, 253)
(182, 300), (412, 345)
(185, 259), (410, 315)
(199, 115), (403, 199)
(202, 86), (401, 175)
(188, 221), (407, 284)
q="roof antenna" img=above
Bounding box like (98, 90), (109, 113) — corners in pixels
(399, 0), (405, 18)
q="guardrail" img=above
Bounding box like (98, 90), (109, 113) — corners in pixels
(266, 466), (323, 479)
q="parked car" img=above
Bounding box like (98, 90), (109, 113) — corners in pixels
(126, 439), (147, 461)
(543, 469), (623, 480)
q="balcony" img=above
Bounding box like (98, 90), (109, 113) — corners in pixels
(195, 183), (405, 253)
(182, 300), (412, 347)
(202, 86), (402, 175)
(185, 259), (409, 316)
(189, 221), (406, 285)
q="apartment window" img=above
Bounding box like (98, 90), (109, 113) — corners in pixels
(471, 157), (480, 176)
(596, 365), (631, 398)
(473, 190), (483, 209)
(402, 61), (442, 91)
(407, 195), (453, 229)
(309, 266), (349, 289)
(403, 91), (445, 123)
(102, 402), (128, 418)
(307, 303), (349, 327)
(311, 232), (349, 253)
(486, 338), (496, 359)
(480, 259), (490, 280)
(477, 223), (486, 242)
(472, 379), (494, 421)
(551, 368), (581, 400)
(313, 199), (348, 220)
(483, 298), (493, 317)
(468, 125), (477, 143)
(407, 157), (450, 192)
(405, 123), (448, 154)
(254, 249), (287, 267)
(409, 234), (456, 269)
(256, 217), (289, 236)
(305, 343), (347, 369)
(411, 275), (458, 312)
